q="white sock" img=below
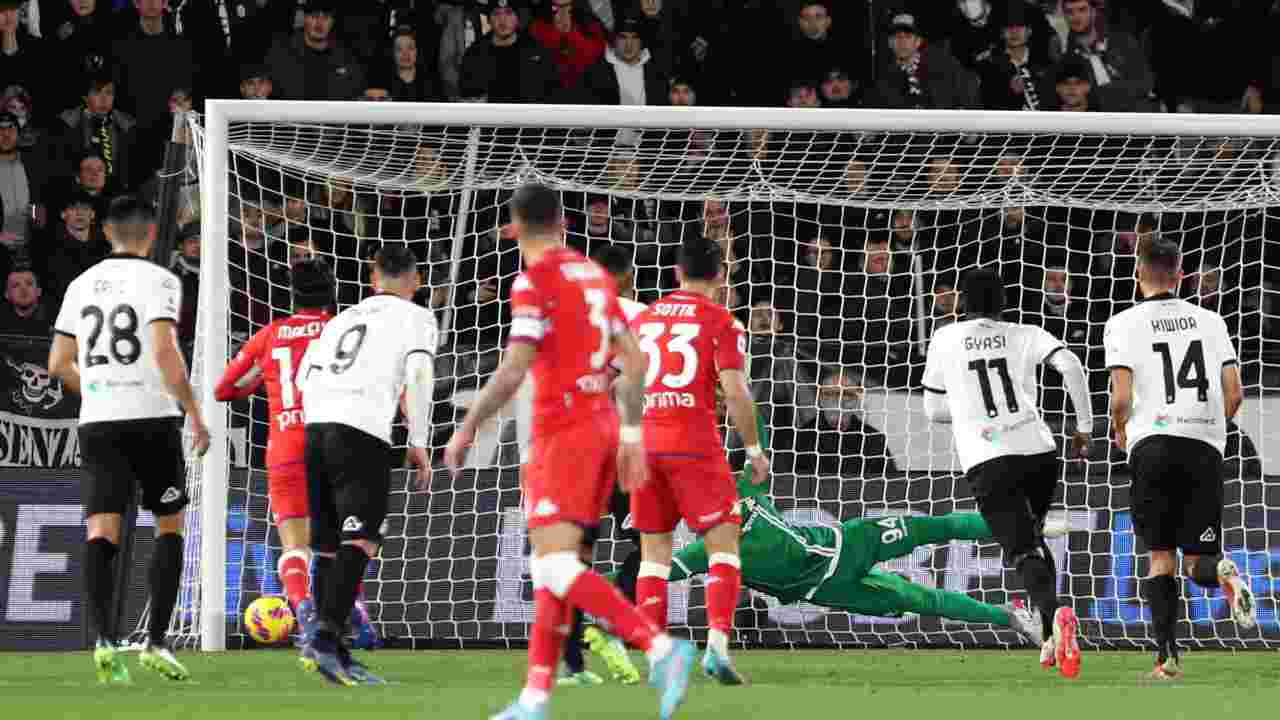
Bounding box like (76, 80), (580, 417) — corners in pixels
(645, 633), (674, 665)
(707, 629), (729, 657)
(518, 687), (549, 709)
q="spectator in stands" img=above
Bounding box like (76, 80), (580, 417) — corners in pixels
(567, 193), (618, 257)
(785, 2), (863, 104)
(52, 72), (136, 192)
(844, 234), (913, 375)
(239, 65), (275, 100)
(528, 0), (608, 98)
(1090, 220), (1140, 304)
(630, 0), (682, 79)
(59, 151), (112, 218)
(41, 0), (114, 118)
(35, 191), (106, 305)
(1032, 261), (1091, 344)
(980, 3), (1054, 111)
(928, 272), (960, 336)
(113, 0), (196, 180)
(581, 15), (668, 106)
(1147, 2), (1264, 114)
(870, 13), (979, 109)
(0, 110), (47, 255)
(889, 209), (916, 252)
(1187, 262), (1232, 317)
(1056, 0), (1153, 112)
(0, 267), (49, 336)
(383, 27), (442, 103)
(1053, 55), (1094, 111)
(785, 81), (821, 108)
(436, 0), (490, 101)
(819, 67), (859, 109)
(774, 365), (896, 478)
(264, 0), (366, 101)
(169, 221), (199, 354)
(459, 1), (558, 103)
(748, 299), (784, 336)
(668, 77), (695, 105)
(787, 233), (846, 347)
(0, 0), (47, 128)
(947, 0), (1000, 70)
(3, 83), (41, 152)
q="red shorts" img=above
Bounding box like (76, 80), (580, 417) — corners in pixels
(268, 461), (309, 525)
(631, 453), (739, 534)
(523, 415), (618, 530)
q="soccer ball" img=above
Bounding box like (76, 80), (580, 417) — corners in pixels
(244, 596), (295, 645)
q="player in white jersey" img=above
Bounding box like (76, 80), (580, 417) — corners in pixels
(1103, 237), (1253, 681)
(47, 196), (211, 685)
(295, 245), (438, 686)
(922, 268), (1093, 679)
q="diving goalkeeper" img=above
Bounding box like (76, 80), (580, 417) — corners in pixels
(589, 417), (1044, 681)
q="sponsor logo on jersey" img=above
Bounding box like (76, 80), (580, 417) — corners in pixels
(160, 487), (182, 504)
(559, 262), (603, 281)
(342, 516), (364, 532)
(275, 408), (305, 432)
(531, 498), (559, 518)
(276, 321), (325, 340)
(643, 391), (696, 411)
(576, 373), (610, 394)
(1200, 527), (1217, 543)
(1154, 413), (1171, 429)
(980, 425), (1000, 444)
(4, 359), (65, 412)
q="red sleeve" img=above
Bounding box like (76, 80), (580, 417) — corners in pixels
(713, 312), (747, 374)
(215, 325), (269, 402)
(507, 273), (547, 347)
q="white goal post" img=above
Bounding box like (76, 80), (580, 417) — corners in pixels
(182, 100), (1278, 652)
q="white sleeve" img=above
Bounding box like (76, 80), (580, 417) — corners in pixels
(1103, 316), (1134, 371)
(923, 390), (952, 423)
(1030, 326), (1065, 363)
(147, 270), (182, 325)
(1046, 346), (1094, 434)
(921, 331), (946, 395)
(1217, 315), (1239, 368)
(53, 280), (79, 338)
(403, 310), (440, 448)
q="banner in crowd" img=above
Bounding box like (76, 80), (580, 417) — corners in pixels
(0, 469), (154, 651)
(0, 335), (80, 468)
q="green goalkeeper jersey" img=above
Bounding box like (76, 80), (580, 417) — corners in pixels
(730, 494), (841, 604)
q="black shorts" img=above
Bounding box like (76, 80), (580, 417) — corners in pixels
(1128, 435), (1224, 555)
(78, 418), (189, 517)
(966, 451), (1059, 560)
(305, 423), (393, 552)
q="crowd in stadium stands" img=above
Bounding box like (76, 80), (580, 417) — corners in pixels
(0, 0), (1275, 475)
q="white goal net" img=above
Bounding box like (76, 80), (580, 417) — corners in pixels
(171, 103), (1276, 651)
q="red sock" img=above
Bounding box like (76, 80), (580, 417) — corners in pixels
(277, 552), (310, 611)
(706, 562), (741, 634)
(526, 589), (567, 694)
(636, 576), (669, 631)
(565, 569), (659, 652)
(356, 581), (365, 599)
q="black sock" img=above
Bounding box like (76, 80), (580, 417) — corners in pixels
(563, 608), (586, 674)
(147, 533), (184, 646)
(322, 545), (368, 632)
(85, 538), (119, 643)
(1016, 552), (1058, 638)
(617, 547), (641, 604)
(1145, 575), (1180, 662)
(312, 552), (335, 613)
(1190, 556), (1221, 588)
(1038, 539), (1058, 639)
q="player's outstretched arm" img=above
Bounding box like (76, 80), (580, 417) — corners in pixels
(444, 342), (536, 473)
(213, 328), (267, 402)
(1045, 347), (1094, 458)
(719, 367), (768, 484)
(152, 319), (210, 456)
(47, 334), (81, 396)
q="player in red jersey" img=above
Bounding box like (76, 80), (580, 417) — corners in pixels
(629, 235), (770, 685)
(214, 259), (334, 621)
(445, 184), (696, 720)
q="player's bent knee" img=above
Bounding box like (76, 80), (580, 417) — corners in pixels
(532, 551), (586, 599)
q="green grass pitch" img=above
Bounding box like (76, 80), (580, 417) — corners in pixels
(4, 649), (1278, 719)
